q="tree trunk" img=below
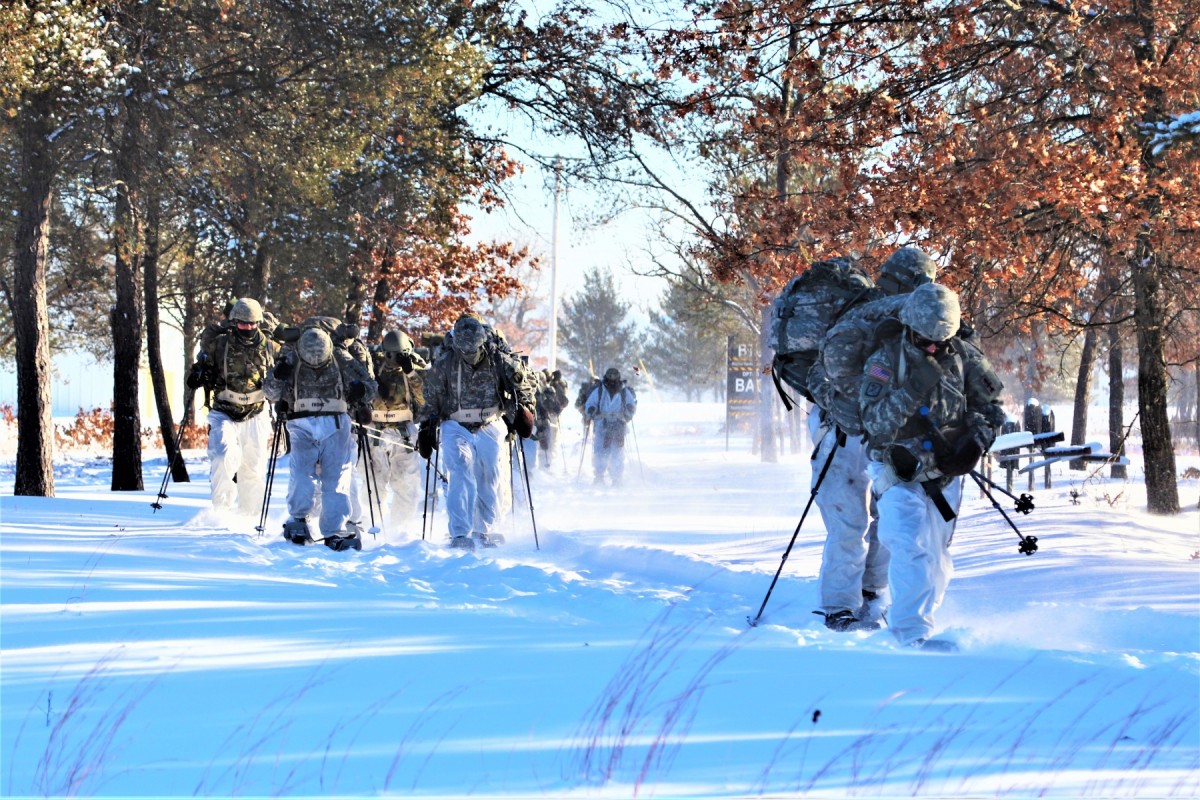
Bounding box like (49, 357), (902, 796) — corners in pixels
(110, 96), (145, 492)
(1129, 3), (1179, 513)
(1108, 324), (1127, 479)
(143, 187), (189, 483)
(367, 248), (396, 342)
(757, 303), (778, 462)
(1069, 325), (1098, 470)
(11, 101), (57, 497)
(251, 241), (272, 303)
(1130, 241), (1178, 513)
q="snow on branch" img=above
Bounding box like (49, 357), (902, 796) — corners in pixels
(1141, 110), (1200, 156)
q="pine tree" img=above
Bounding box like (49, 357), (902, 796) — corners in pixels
(642, 280), (729, 400)
(557, 267), (641, 382)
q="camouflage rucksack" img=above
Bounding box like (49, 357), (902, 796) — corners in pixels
(768, 257), (879, 409)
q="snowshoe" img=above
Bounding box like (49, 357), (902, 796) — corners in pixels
(324, 533), (362, 552)
(858, 589), (887, 624)
(450, 535), (476, 551)
(475, 533), (505, 548)
(282, 518), (314, 546)
(815, 609), (881, 632)
(910, 638), (958, 653)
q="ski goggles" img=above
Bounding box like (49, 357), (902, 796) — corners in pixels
(909, 329), (950, 354)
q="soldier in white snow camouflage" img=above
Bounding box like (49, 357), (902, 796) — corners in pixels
(858, 283), (1005, 650)
(265, 327), (377, 550)
(365, 330), (427, 536)
(417, 313), (536, 549)
(804, 247), (938, 631)
(187, 298), (278, 517)
(584, 367), (637, 486)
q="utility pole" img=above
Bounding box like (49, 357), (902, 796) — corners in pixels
(548, 159), (562, 372)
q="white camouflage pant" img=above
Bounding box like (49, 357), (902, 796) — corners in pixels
(591, 417), (627, 482)
(207, 408), (270, 516)
(439, 418), (507, 540)
(808, 413), (889, 614)
(365, 425), (422, 536)
(285, 414), (355, 538)
(868, 460), (962, 645)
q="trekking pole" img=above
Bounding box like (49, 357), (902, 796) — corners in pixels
(970, 469), (1035, 514)
(576, 421), (591, 479)
(151, 413), (190, 512)
(509, 435), (518, 525)
(421, 452), (432, 541)
(516, 434), (541, 550)
(630, 419), (645, 479)
(748, 429), (845, 627)
(968, 470), (1039, 555)
(357, 427), (380, 539)
(256, 412), (286, 536)
(431, 446), (441, 519)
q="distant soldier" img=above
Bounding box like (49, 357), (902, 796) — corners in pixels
(537, 369), (570, 470)
(584, 367), (637, 486)
(186, 298), (277, 517)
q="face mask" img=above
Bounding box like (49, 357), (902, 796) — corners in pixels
(452, 321), (487, 359)
(234, 323), (259, 342)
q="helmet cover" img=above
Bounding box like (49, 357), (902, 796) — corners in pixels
(879, 247), (937, 295)
(229, 298), (264, 324)
(297, 328), (334, 367)
(382, 331), (413, 354)
(900, 283), (961, 342)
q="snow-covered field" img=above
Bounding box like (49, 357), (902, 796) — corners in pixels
(2, 401), (1198, 797)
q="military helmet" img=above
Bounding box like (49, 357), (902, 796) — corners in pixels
(229, 298), (264, 324)
(452, 314), (487, 357)
(301, 316), (338, 334)
(900, 283), (961, 342)
(382, 331), (413, 354)
(297, 328), (333, 367)
(878, 247), (937, 295)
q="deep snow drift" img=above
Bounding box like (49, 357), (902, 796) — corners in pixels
(2, 400), (1197, 797)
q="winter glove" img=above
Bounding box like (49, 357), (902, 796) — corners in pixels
(347, 380), (366, 403)
(354, 404), (373, 425)
(968, 413), (998, 451)
(937, 432), (985, 477)
(513, 406), (535, 439)
(186, 359), (210, 390)
(906, 355), (943, 399)
(273, 357), (294, 382)
(416, 421), (438, 459)
(888, 445), (922, 482)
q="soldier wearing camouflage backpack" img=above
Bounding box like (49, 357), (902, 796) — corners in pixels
(265, 327), (377, 551)
(859, 283), (1006, 651)
(805, 247), (937, 631)
(366, 330), (427, 537)
(416, 313), (537, 550)
(186, 298), (278, 518)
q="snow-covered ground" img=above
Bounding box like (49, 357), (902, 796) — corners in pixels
(2, 401), (1198, 797)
